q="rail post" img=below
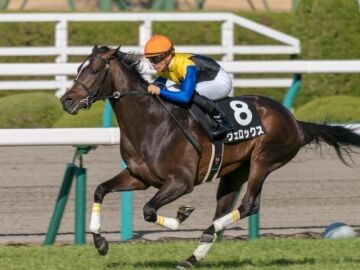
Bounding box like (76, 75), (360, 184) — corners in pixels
(248, 213), (260, 239)
(44, 145), (94, 245)
(283, 74), (302, 110)
(44, 163), (76, 245)
(73, 146), (93, 245)
(75, 166), (86, 244)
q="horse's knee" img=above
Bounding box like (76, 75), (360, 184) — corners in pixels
(143, 204), (157, 222)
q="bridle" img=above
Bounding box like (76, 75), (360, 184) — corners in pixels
(72, 55), (115, 109)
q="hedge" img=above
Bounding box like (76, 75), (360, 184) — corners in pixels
(295, 95), (360, 123)
(0, 93), (63, 128)
(53, 100), (117, 127)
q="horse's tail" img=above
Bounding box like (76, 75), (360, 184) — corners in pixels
(297, 120), (360, 166)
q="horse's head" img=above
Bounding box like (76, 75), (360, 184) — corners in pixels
(60, 45), (119, 114)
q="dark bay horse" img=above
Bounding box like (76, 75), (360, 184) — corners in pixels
(60, 45), (360, 268)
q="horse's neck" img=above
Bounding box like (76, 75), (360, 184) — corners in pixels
(111, 90), (158, 124)
(108, 62), (189, 144)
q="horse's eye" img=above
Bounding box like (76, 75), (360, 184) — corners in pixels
(92, 70), (98, 74)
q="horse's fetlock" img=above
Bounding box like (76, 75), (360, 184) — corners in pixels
(200, 226), (216, 242)
(143, 205), (157, 222)
(200, 233), (215, 243)
(238, 205), (251, 219)
(177, 205), (195, 223)
(94, 185), (105, 202)
(203, 225), (215, 236)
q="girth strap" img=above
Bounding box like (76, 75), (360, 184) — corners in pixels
(201, 141), (224, 183)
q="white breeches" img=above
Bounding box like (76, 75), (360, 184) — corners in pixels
(165, 67), (232, 100)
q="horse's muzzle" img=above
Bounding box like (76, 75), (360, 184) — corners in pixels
(60, 95), (80, 115)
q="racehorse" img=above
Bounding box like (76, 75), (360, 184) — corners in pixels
(60, 45), (360, 268)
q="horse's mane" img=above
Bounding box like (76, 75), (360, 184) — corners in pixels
(97, 46), (148, 86)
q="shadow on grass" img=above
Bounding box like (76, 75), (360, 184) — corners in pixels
(131, 257), (316, 268)
(108, 257), (360, 269)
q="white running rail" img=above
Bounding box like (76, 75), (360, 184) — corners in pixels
(0, 125), (358, 146)
(1, 60), (360, 91)
(0, 128), (120, 146)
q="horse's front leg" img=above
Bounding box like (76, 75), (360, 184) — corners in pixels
(89, 168), (148, 255)
(143, 173), (195, 231)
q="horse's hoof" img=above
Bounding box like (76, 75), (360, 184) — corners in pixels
(177, 205), (195, 223)
(176, 255), (197, 269)
(96, 238), (108, 256)
(93, 234), (109, 256)
(176, 260), (193, 269)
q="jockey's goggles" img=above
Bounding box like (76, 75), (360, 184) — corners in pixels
(147, 51), (171, 64)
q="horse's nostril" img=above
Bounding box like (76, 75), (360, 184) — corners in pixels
(64, 98), (73, 107)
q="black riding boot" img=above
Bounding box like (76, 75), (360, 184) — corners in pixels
(193, 94), (234, 139)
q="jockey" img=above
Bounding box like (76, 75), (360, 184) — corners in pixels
(144, 34), (234, 139)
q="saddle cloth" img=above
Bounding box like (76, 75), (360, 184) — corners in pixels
(189, 96), (266, 143)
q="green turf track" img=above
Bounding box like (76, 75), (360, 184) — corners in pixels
(0, 239), (359, 270)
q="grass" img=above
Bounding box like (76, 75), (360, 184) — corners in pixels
(0, 239), (360, 270)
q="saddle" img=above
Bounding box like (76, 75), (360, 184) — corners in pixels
(189, 96), (266, 144)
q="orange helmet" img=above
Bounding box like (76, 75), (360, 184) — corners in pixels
(144, 35), (174, 57)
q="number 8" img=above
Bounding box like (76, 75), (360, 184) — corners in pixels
(230, 101), (252, 126)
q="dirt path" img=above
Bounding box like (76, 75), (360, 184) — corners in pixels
(0, 145), (359, 244)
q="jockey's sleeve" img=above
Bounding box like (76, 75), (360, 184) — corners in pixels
(159, 66), (197, 104)
(154, 76), (167, 87)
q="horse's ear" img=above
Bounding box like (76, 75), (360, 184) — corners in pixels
(104, 46), (121, 60)
(111, 46), (121, 57)
(92, 44), (99, 53)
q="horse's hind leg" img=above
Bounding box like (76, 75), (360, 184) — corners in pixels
(178, 165), (249, 268)
(90, 168), (148, 255)
(179, 149), (296, 267)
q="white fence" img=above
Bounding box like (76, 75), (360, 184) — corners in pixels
(0, 128), (120, 146)
(0, 12), (300, 95)
(0, 125), (358, 147)
(1, 60), (360, 91)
